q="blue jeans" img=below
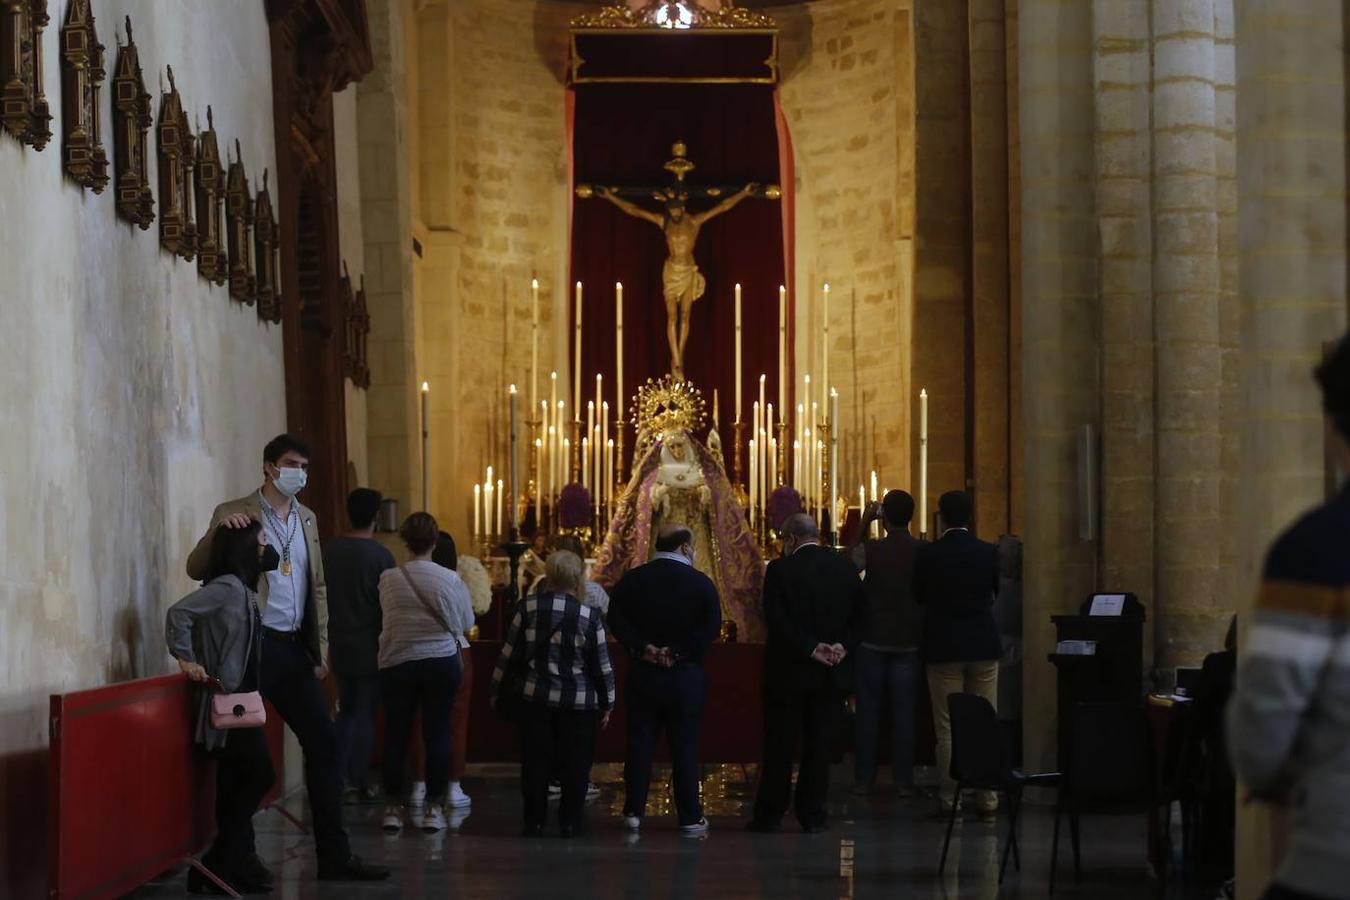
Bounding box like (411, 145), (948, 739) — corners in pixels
(335, 673), (380, 790)
(853, 646), (920, 787)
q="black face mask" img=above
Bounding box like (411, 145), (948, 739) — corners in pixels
(259, 545), (281, 574)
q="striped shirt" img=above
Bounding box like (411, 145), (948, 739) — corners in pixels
(377, 561), (475, 670)
(491, 591), (616, 711)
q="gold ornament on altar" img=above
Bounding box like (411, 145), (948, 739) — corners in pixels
(632, 375), (707, 458)
(570, 2), (775, 30)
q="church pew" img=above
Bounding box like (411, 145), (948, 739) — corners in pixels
(48, 675), (284, 900)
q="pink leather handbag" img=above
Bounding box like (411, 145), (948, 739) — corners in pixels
(210, 689), (266, 729)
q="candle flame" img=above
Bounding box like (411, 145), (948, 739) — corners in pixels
(531, 278), (539, 289)
(920, 388), (927, 397)
(421, 381), (429, 392)
(575, 281), (582, 289)
(823, 283), (830, 292)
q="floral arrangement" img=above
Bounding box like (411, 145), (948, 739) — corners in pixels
(558, 482), (592, 529)
(457, 555), (493, 616)
(767, 485), (804, 530)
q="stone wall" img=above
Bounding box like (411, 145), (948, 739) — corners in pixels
(0, 2), (281, 893)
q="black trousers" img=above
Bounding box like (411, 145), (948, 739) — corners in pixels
(752, 685), (844, 829)
(517, 703), (597, 831)
(623, 664), (707, 825)
(380, 654), (461, 804)
(260, 635), (349, 865)
(206, 727), (274, 872)
(335, 672), (381, 790)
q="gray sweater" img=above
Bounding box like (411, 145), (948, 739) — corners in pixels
(165, 575), (261, 751)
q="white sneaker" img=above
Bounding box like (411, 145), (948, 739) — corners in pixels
(381, 804), (404, 833)
(409, 781), (427, 806)
(421, 804), (447, 833)
(585, 782), (601, 800)
(448, 782), (472, 809)
(679, 816), (710, 836)
(547, 780), (562, 797)
(622, 814), (641, 832)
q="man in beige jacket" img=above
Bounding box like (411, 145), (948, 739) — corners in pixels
(187, 433), (389, 883)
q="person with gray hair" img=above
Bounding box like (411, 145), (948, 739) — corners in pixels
(747, 514), (864, 833)
(491, 550), (616, 838)
(607, 523), (722, 835)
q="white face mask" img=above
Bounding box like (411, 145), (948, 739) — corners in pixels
(272, 465), (308, 498)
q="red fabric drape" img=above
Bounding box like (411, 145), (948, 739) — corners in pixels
(568, 78), (793, 474)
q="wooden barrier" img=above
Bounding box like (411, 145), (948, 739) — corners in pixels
(48, 675), (285, 900)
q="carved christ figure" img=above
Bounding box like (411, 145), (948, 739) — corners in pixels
(596, 182), (757, 380)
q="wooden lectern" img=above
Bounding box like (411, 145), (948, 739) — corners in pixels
(1047, 593), (1146, 765)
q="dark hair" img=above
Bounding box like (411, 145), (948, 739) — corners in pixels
(781, 513), (819, 540)
(654, 526), (693, 553)
(939, 491), (973, 529)
(1315, 335), (1350, 440)
(432, 530), (458, 570)
(263, 433), (311, 466)
(881, 489), (915, 527)
(346, 487), (382, 530)
(553, 534), (586, 557)
(399, 512), (439, 555)
(207, 520), (264, 584)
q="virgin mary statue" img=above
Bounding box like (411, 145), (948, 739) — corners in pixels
(593, 378), (764, 640)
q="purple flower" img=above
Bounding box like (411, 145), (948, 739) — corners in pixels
(558, 482), (593, 528)
(767, 486), (804, 530)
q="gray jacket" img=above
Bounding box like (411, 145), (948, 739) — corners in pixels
(165, 575), (262, 751)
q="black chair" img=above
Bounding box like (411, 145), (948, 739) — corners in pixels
(937, 693), (1060, 884)
(1051, 701), (1169, 895)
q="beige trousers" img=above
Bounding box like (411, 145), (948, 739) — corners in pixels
(926, 660), (999, 809)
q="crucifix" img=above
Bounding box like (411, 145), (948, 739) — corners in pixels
(576, 140), (780, 381)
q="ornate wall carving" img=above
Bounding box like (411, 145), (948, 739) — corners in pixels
(194, 107), (226, 285)
(225, 140), (255, 303)
(254, 170), (282, 323)
(341, 264), (370, 389)
(59, 0), (107, 190)
(157, 65), (196, 260)
(0, 0), (52, 149)
(112, 17), (153, 228)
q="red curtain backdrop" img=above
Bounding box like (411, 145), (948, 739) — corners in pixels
(568, 71), (793, 475)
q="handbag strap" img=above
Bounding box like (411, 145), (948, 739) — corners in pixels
(400, 565), (455, 635)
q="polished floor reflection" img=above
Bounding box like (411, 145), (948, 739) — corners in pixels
(133, 763), (1222, 899)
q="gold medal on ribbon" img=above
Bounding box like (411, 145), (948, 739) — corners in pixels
(281, 561), (292, 577)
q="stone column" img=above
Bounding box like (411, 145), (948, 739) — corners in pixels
(1018, 0), (1100, 773)
(1234, 3), (1348, 895)
(1093, 0), (1155, 661)
(1151, 0), (1223, 670)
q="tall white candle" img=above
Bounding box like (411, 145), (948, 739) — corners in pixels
(795, 403), (804, 486)
(822, 283), (830, 408)
(605, 438), (615, 517)
(530, 278), (539, 412)
(794, 440), (802, 493)
(581, 437), (590, 490)
(495, 478), (503, 538)
(735, 283), (743, 423)
(767, 403), (775, 486)
(920, 388), (929, 535)
(486, 466), (494, 535)
(573, 282), (583, 413)
(509, 384), (519, 532)
(546, 425), (555, 506)
(557, 401), (567, 489)
(749, 437), (758, 527)
(534, 438), (543, 529)
(473, 483), (481, 538)
(778, 285), (787, 412)
(615, 283), (624, 417)
(752, 400), (761, 510)
(803, 375), (812, 500)
(816, 440), (824, 526)
(421, 381), (430, 511)
(870, 469), (878, 536)
(830, 387), (839, 535)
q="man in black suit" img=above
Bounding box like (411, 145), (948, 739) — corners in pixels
(747, 514), (863, 833)
(913, 490), (1002, 817)
(607, 525), (722, 835)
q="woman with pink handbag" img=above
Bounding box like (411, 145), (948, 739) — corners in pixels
(165, 520), (279, 895)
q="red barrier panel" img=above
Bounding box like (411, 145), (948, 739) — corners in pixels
(48, 675), (285, 900)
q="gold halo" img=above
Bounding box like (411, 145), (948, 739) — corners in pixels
(632, 375), (707, 444)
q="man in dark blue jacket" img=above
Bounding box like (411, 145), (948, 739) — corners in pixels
(913, 490), (1001, 818)
(748, 514), (863, 833)
(607, 525), (722, 835)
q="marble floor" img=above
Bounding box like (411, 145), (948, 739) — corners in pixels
(133, 763), (1225, 899)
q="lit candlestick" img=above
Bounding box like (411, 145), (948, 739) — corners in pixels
(859, 484), (866, 532)
(830, 387), (839, 536)
(582, 437), (590, 490)
(920, 388), (929, 535)
(752, 400), (761, 511)
(803, 375), (812, 502)
(530, 278), (539, 411)
(421, 381), (430, 511)
(778, 285), (787, 412)
(749, 437), (758, 527)
(473, 483), (481, 538)
(767, 403), (775, 486)
(557, 401), (566, 490)
(804, 428), (812, 505)
(533, 438), (543, 529)
(546, 425), (556, 507)
(593, 424), (601, 503)
(495, 478), (503, 538)
(615, 283), (624, 419)
(816, 440), (824, 527)
(605, 438), (615, 518)
(486, 466), (494, 536)
(735, 284), (743, 423)
(794, 440), (802, 493)
(795, 403), (804, 486)
(573, 282), (583, 413)
(586, 401), (595, 488)
(821, 283), (830, 407)
(509, 384), (519, 532)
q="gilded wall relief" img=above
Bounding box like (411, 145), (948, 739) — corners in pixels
(112, 16), (153, 228)
(254, 170), (281, 323)
(195, 107), (226, 285)
(59, 0), (107, 190)
(0, 0), (52, 149)
(156, 65), (196, 260)
(225, 140), (255, 304)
